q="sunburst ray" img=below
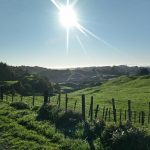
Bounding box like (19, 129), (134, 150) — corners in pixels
(51, 0), (118, 54)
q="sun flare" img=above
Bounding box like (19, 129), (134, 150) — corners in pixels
(59, 6), (78, 28)
(51, 0), (116, 54)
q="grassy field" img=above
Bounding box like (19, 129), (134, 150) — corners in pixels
(51, 76), (150, 120)
(1, 75), (150, 149)
(0, 101), (89, 150)
(3, 75), (150, 128)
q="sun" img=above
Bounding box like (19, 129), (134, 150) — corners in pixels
(51, 0), (116, 54)
(59, 6), (78, 28)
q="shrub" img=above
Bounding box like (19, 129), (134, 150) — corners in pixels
(55, 110), (82, 129)
(94, 119), (106, 137)
(37, 104), (61, 122)
(101, 123), (150, 150)
(10, 102), (30, 110)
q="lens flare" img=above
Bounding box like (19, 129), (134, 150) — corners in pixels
(51, 0), (117, 54)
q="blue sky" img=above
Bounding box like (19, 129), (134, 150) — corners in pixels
(0, 0), (150, 68)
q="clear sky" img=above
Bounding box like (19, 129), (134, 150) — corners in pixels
(0, 0), (150, 68)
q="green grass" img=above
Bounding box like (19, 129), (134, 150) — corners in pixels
(0, 101), (89, 150)
(50, 75), (150, 129)
(3, 75), (150, 129)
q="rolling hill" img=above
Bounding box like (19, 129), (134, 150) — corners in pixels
(52, 75), (150, 117)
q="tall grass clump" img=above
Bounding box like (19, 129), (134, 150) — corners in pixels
(10, 102), (30, 110)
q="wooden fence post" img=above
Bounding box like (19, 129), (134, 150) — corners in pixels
(88, 96), (93, 121)
(32, 95), (35, 106)
(74, 100), (77, 111)
(108, 108), (111, 122)
(105, 108), (108, 122)
(95, 104), (99, 119)
(128, 100), (132, 122)
(139, 112), (141, 123)
(134, 111), (136, 123)
(58, 93), (61, 108)
(82, 94), (85, 121)
(0, 87), (3, 100)
(102, 106), (105, 119)
(48, 96), (50, 103)
(44, 90), (48, 105)
(119, 109), (122, 125)
(112, 98), (117, 123)
(65, 94), (68, 112)
(148, 102), (150, 124)
(125, 110), (127, 121)
(21, 95), (23, 102)
(141, 111), (145, 125)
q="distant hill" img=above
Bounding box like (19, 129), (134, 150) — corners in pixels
(20, 65), (150, 84)
(1, 62), (150, 92)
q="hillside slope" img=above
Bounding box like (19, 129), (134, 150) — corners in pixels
(63, 75), (150, 113)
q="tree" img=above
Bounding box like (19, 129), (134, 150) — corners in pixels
(54, 83), (61, 93)
(137, 67), (149, 76)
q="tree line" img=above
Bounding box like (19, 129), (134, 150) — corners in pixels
(0, 62), (61, 96)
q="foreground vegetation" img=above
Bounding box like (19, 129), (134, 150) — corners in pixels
(0, 100), (150, 150)
(0, 101), (89, 150)
(1, 74), (150, 149)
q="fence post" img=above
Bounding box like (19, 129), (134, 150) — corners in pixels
(95, 104), (99, 119)
(139, 112), (141, 123)
(102, 106), (105, 119)
(108, 108), (111, 122)
(74, 100), (77, 111)
(44, 90), (48, 105)
(0, 87), (3, 100)
(148, 102), (150, 124)
(32, 95), (35, 106)
(125, 110), (127, 121)
(119, 109), (122, 125)
(48, 95), (50, 103)
(134, 111), (136, 123)
(141, 111), (145, 125)
(65, 94), (68, 112)
(89, 96), (93, 121)
(58, 93), (61, 108)
(57, 94), (60, 105)
(128, 100), (132, 122)
(112, 98), (117, 123)
(105, 108), (108, 122)
(82, 94), (85, 121)
(21, 95), (23, 102)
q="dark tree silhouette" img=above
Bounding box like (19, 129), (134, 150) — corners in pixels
(137, 67), (149, 76)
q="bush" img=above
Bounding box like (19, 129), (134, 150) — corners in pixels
(94, 119), (105, 137)
(37, 104), (61, 122)
(55, 110), (82, 129)
(101, 123), (150, 150)
(10, 102), (30, 110)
